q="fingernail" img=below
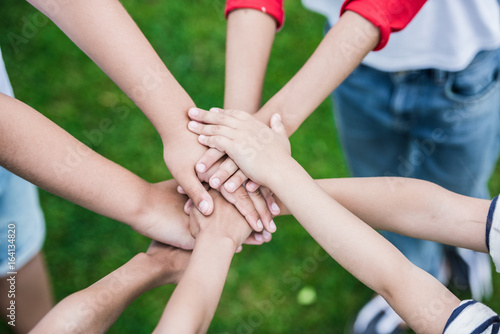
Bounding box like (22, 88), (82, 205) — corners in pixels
(225, 181), (236, 192)
(199, 200), (209, 214)
(247, 182), (257, 192)
(211, 177), (221, 188)
(210, 107), (220, 113)
(188, 121), (198, 129)
(255, 233), (263, 242)
(196, 163), (206, 173)
(270, 220), (277, 232)
(271, 203), (280, 213)
(263, 230), (272, 241)
(257, 219), (263, 230)
(199, 135), (207, 142)
(189, 107), (199, 116)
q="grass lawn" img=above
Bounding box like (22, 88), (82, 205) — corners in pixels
(1, 0), (500, 333)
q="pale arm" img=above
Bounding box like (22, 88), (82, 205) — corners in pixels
(187, 109), (461, 333)
(195, 8), (278, 222)
(268, 160), (460, 334)
(275, 177), (490, 253)
(154, 191), (252, 333)
(255, 10), (379, 135)
(27, 0), (213, 214)
(198, 10), (379, 192)
(32, 244), (190, 334)
(225, 8), (277, 113)
(154, 236), (235, 333)
(0, 94), (194, 249)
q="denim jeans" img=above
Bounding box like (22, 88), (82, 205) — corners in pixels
(332, 48), (500, 279)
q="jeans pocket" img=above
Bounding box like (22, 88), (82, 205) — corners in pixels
(445, 50), (500, 105)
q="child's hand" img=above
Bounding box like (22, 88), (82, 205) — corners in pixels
(187, 108), (290, 188)
(189, 189), (253, 251)
(145, 241), (192, 286)
(131, 179), (195, 250)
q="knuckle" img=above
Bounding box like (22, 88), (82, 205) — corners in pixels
(217, 114), (228, 123)
(211, 125), (221, 135)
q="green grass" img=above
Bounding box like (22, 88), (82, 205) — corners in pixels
(1, 0), (500, 333)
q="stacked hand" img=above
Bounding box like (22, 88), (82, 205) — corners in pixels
(187, 108), (290, 189)
(168, 107), (285, 244)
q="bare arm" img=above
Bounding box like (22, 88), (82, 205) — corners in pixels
(0, 94), (194, 248)
(31, 243), (190, 334)
(225, 8), (277, 113)
(188, 109), (463, 333)
(197, 10), (378, 194)
(268, 160), (460, 334)
(26, 0), (213, 215)
(255, 10), (379, 134)
(154, 191), (252, 333)
(276, 177), (490, 253)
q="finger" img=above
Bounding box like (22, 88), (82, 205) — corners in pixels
(245, 180), (260, 192)
(179, 174), (214, 215)
(243, 232), (265, 245)
(177, 185), (186, 195)
(195, 148), (225, 175)
(248, 187), (275, 233)
(220, 186), (263, 232)
(196, 156), (225, 183)
(210, 157), (239, 191)
(188, 121), (237, 139)
(270, 113), (287, 136)
(184, 198), (192, 215)
(198, 134), (233, 155)
(188, 107), (243, 127)
(225, 170), (249, 194)
(263, 230), (272, 242)
(261, 186), (280, 216)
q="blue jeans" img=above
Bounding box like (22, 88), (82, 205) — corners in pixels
(332, 48), (500, 279)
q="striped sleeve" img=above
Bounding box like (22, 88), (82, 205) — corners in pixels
(340, 0), (427, 51)
(225, 0), (285, 29)
(443, 300), (500, 334)
(487, 196), (500, 273)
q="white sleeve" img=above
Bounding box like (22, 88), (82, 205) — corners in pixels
(443, 300), (499, 334)
(0, 47), (15, 98)
(486, 196), (500, 273)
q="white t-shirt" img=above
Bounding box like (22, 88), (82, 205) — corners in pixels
(0, 47), (14, 98)
(302, 0), (500, 72)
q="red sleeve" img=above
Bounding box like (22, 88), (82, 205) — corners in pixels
(225, 0), (285, 29)
(341, 0), (427, 51)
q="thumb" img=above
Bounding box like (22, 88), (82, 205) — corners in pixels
(270, 113), (287, 137)
(178, 173), (213, 216)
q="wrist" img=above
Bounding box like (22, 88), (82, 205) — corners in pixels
(128, 253), (165, 290)
(256, 97), (296, 137)
(263, 155), (298, 190)
(196, 232), (238, 253)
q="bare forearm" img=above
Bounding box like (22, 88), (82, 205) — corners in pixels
(32, 254), (161, 334)
(155, 236), (234, 333)
(275, 177), (489, 253)
(225, 9), (276, 113)
(0, 94), (150, 227)
(27, 0), (194, 141)
(269, 162), (458, 333)
(255, 11), (379, 134)
(318, 177), (489, 252)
